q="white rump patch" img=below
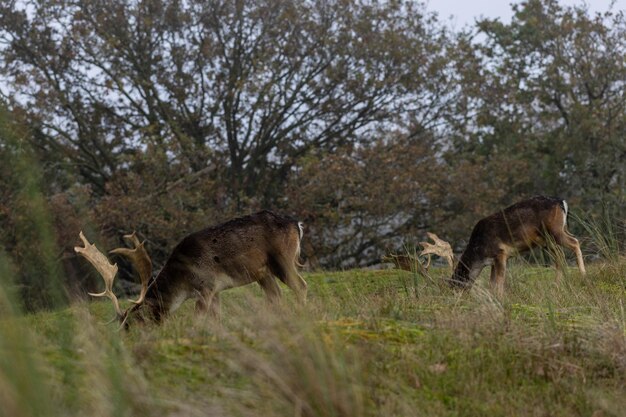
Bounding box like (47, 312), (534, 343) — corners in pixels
(297, 222), (304, 240)
(562, 200), (568, 227)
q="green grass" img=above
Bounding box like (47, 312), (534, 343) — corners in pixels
(2, 261), (626, 417)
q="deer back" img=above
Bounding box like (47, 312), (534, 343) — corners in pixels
(145, 211), (302, 311)
(469, 196), (566, 256)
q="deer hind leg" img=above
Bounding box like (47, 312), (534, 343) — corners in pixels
(258, 274), (282, 304)
(490, 254), (507, 297)
(550, 227), (587, 276)
(269, 255), (307, 304)
(195, 288), (221, 319)
(565, 233), (586, 276)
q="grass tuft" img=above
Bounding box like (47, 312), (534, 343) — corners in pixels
(1, 256), (626, 416)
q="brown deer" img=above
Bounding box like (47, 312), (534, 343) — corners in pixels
(420, 196), (586, 296)
(75, 211), (307, 326)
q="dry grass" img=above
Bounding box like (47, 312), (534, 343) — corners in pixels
(1, 257), (625, 417)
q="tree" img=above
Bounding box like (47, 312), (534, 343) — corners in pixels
(0, 105), (69, 310)
(453, 0), (626, 212)
(0, 0), (452, 206)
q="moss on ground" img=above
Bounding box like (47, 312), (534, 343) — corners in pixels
(2, 263), (625, 417)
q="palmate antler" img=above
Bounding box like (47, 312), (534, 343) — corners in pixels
(419, 232), (454, 270)
(75, 231), (152, 326)
(75, 231), (124, 320)
(110, 232), (151, 305)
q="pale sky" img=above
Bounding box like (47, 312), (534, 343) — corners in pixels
(427, 0), (626, 28)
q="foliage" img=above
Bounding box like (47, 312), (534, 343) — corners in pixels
(0, 0), (451, 204)
(452, 0), (626, 211)
(0, 108), (68, 310)
(0, 0), (625, 281)
(0, 1), (624, 413)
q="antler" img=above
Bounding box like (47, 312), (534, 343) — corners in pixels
(74, 231), (124, 320)
(75, 231), (152, 326)
(110, 232), (152, 305)
(419, 232), (454, 270)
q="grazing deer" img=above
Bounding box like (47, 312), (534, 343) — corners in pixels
(419, 196), (586, 296)
(75, 211), (307, 326)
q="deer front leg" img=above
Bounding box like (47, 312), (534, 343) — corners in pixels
(258, 274), (282, 304)
(554, 260), (564, 282)
(549, 245), (566, 282)
(195, 288), (221, 319)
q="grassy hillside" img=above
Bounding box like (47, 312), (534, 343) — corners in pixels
(2, 261), (626, 417)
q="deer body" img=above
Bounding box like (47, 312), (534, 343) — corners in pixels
(451, 196), (586, 295)
(144, 211), (306, 320)
(76, 210), (306, 325)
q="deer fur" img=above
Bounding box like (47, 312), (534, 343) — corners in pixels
(451, 196), (586, 296)
(77, 210), (306, 325)
(144, 210), (306, 321)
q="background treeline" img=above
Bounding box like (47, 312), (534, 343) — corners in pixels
(0, 0), (624, 310)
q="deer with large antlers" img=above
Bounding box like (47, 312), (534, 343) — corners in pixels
(75, 211), (307, 326)
(418, 196), (586, 296)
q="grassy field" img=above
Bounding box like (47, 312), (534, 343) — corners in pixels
(1, 260), (626, 417)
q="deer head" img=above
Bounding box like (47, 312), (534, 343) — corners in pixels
(75, 211), (307, 326)
(75, 231), (151, 327)
(384, 233), (455, 275)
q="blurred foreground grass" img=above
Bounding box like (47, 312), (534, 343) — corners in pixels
(2, 261), (626, 417)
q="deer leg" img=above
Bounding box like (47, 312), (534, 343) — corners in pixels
(551, 229), (587, 276)
(195, 288), (221, 319)
(258, 274), (282, 304)
(282, 267), (308, 304)
(209, 293), (221, 319)
(547, 245), (566, 282)
(490, 254), (507, 297)
(554, 258), (564, 282)
(195, 289), (209, 312)
(566, 234), (586, 276)
(270, 255), (307, 304)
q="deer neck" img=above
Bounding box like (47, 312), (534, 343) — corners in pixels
(143, 266), (190, 321)
(451, 250), (484, 287)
